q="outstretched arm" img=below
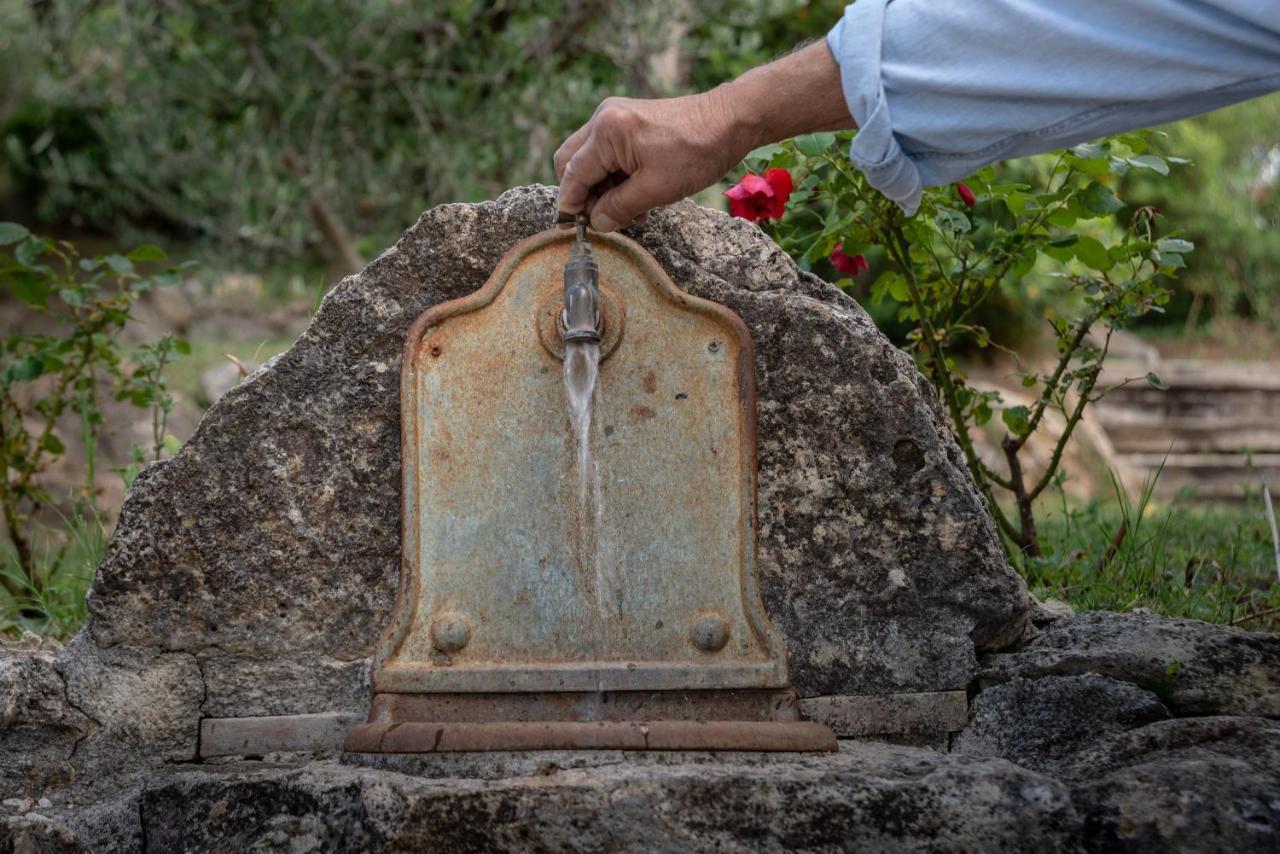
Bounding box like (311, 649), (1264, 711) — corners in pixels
(553, 40), (853, 233)
(557, 0), (1280, 230)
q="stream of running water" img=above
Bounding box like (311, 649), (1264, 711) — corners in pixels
(563, 339), (615, 697)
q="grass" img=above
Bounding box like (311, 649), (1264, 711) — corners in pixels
(164, 333), (297, 408)
(1020, 471), (1280, 632)
(1, 505), (106, 641)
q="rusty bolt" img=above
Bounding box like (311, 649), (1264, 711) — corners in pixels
(689, 611), (730, 652)
(429, 343), (442, 358)
(429, 611), (471, 653)
(707, 341), (721, 353)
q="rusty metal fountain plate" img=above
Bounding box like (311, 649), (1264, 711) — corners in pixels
(345, 228), (835, 753)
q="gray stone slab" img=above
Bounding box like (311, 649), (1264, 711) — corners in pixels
(799, 690), (968, 737)
(200, 713), (361, 757)
(133, 747), (1081, 853)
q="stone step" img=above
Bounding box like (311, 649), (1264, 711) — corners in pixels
(1098, 361), (1280, 421)
(1097, 387), (1280, 421)
(1118, 451), (1280, 500)
(1095, 412), (1280, 454)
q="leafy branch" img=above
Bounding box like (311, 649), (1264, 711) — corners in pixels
(747, 131), (1188, 560)
(0, 223), (191, 603)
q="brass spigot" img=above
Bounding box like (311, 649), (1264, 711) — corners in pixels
(557, 212), (601, 345)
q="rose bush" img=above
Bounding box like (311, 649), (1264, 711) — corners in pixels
(732, 131), (1189, 560)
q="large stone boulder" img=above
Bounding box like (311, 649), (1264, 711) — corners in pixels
(121, 745), (1078, 853)
(981, 609), (1280, 717)
(80, 184), (1027, 743)
(1062, 716), (1280, 853)
(954, 674), (1170, 773)
(0, 642), (88, 799)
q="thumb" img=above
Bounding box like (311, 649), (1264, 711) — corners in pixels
(589, 172), (658, 233)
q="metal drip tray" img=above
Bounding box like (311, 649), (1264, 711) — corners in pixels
(346, 228), (834, 752)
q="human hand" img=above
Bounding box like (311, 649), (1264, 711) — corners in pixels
(553, 90), (749, 233)
(554, 42), (852, 233)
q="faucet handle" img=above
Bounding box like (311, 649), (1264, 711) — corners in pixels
(555, 211), (592, 256)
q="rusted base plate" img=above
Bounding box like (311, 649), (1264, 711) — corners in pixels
(344, 720), (836, 753)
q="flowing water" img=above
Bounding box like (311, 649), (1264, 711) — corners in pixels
(564, 340), (599, 512)
(563, 339), (616, 689)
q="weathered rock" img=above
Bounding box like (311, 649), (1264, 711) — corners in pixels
(955, 675), (1169, 773)
(127, 744), (1078, 853)
(197, 656), (369, 718)
(1062, 716), (1280, 853)
(82, 185), (1027, 721)
(1032, 596), (1075, 626)
(0, 812), (90, 854)
(981, 609), (1280, 717)
(55, 634), (203, 774)
(55, 793), (144, 854)
(0, 645), (88, 799)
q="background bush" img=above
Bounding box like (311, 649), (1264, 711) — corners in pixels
(3, 0), (1273, 334)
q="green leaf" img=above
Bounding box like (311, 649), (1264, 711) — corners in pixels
(1127, 154), (1169, 175)
(15, 237), (46, 267)
(744, 143), (783, 164)
(1159, 252), (1186, 270)
(1156, 238), (1194, 254)
(1001, 405), (1031, 436)
(1079, 182), (1124, 216)
(127, 244), (168, 262)
(41, 433), (65, 455)
(105, 254), (134, 275)
(5, 272), (50, 308)
(1073, 236), (1113, 271)
(1071, 142), (1107, 160)
(1146, 372), (1169, 391)
(0, 222), (29, 246)
(794, 132), (835, 157)
(1047, 209), (1077, 228)
(934, 208), (971, 234)
(163, 433), (183, 455)
(173, 338), (192, 356)
(887, 276), (910, 302)
(9, 355), (44, 382)
(1049, 234), (1079, 248)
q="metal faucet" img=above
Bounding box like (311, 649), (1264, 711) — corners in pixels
(557, 212), (601, 345)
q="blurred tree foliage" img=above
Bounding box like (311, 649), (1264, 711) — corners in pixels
(1123, 95), (1280, 329)
(0, 0), (763, 268)
(0, 0), (1275, 332)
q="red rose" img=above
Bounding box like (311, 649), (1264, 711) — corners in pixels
(725, 168), (794, 222)
(829, 244), (869, 276)
(956, 182), (977, 208)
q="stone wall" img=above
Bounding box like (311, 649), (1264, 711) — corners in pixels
(32, 186), (1027, 778)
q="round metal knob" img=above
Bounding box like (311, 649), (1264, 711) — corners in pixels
(689, 611), (730, 653)
(430, 612), (472, 653)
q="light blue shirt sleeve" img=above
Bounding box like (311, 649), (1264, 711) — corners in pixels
(827, 0), (1280, 213)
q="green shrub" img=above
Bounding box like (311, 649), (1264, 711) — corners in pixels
(0, 222), (189, 619)
(745, 131), (1189, 557)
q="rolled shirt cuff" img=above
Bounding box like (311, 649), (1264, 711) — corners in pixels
(827, 1), (924, 214)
